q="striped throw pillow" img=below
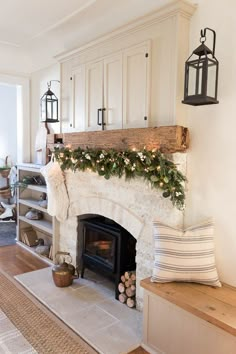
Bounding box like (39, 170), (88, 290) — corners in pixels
(152, 220), (221, 287)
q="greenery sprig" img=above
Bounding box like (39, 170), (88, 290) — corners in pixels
(54, 147), (186, 210)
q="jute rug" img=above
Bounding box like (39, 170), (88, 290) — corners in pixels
(0, 270), (97, 354)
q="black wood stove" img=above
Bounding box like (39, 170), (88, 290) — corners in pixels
(80, 217), (136, 299)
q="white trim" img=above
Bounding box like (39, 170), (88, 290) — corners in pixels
(55, 0), (196, 63)
(0, 73), (30, 163)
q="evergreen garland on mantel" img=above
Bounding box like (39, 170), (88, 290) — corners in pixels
(54, 147), (186, 210)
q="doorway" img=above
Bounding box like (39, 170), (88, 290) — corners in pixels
(0, 75), (30, 246)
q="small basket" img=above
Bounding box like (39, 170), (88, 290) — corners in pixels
(0, 168), (10, 178)
(0, 187), (11, 199)
(0, 156), (11, 178)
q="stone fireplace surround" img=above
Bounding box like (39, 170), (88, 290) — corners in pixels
(56, 153), (186, 309)
(48, 126), (188, 309)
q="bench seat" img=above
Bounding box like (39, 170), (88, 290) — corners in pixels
(140, 278), (236, 354)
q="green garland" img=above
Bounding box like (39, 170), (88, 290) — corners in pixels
(54, 147), (186, 210)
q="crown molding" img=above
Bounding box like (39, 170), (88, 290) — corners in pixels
(55, 0), (197, 63)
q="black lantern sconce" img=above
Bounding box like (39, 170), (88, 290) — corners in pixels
(41, 80), (60, 123)
(182, 27), (219, 106)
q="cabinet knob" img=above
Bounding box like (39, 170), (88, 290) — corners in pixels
(144, 116), (147, 121)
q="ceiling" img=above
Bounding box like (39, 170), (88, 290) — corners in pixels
(0, 0), (179, 73)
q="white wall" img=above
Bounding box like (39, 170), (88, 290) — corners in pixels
(184, 0), (236, 286)
(30, 63), (60, 163)
(0, 84), (17, 164)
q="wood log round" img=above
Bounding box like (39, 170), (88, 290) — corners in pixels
(119, 293), (127, 303)
(118, 282), (125, 293)
(127, 297), (135, 308)
(126, 287), (136, 298)
(130, 284), (136, 291)
(120, 275), (126, 283)
(130, 273), (136, 281)
(124, 271), (130, 280)
(125, 280), (130, 288)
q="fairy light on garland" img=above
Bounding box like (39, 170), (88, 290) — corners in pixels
(54, 147), (186, 210)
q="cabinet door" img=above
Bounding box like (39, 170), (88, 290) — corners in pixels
(103, 54), (122, 130)
(70, 65), (85, 131)
(123, 41), (150, 129)
(85, 60), (103, 131)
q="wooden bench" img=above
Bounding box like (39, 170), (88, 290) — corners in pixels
(140, 278), (236, 354)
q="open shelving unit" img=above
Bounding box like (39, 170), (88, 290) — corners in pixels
(16, 163), (59, 264)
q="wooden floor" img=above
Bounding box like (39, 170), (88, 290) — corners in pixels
(0, 244), (49, 277)
(0, 244), (149, 354)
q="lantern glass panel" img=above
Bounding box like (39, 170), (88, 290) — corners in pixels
(188, 59), (204, 96)
(188, 64), (196, 96)
(46, 98), (58, 120)
(196, 63), (203, 95)
(207, 59), (217, 98)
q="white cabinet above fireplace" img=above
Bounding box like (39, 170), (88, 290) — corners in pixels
(85, 52), (123, 131)
(59, 1), (196, 132)
(69, 41), (150, 132)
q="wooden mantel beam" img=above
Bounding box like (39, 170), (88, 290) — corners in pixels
(47, 126), (189, 153)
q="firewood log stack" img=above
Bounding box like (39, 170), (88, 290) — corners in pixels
(118, 271), (136, 308)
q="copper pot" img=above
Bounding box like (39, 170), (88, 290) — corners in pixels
(52, 262), (73, 287)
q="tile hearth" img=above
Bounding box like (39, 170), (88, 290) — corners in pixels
(15, 268), (142, 354)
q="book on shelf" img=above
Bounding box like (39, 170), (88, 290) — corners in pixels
(21, 230), (27, 244)
(21, 227), (38, 247)
(49, 244), (53, 260)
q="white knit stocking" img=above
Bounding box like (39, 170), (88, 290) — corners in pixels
(40, 161), (69, 222)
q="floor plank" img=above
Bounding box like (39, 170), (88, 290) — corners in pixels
(0, 244), (49, 277)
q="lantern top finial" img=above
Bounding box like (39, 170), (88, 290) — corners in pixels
(193, 43), (212, 57)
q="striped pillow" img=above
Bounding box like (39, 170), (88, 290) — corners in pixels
(152, 220), (221, 287)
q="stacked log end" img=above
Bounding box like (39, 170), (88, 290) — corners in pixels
(118, 271), (136, 308)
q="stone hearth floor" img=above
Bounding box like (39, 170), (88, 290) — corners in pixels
(15, 268), (142, 354)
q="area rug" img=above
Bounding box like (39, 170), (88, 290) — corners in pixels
(0, 222), (16, 246)
(0, 308), (37, 353)
(0, 270), (97, 354)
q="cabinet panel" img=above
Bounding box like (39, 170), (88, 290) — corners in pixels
(123, 41), (150, 129)
(70, 65), (85, 131)
(85, 60), (103, 131)
(103, 54), (122, 130)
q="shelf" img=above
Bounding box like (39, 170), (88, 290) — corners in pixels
(17, 241), (53, 265)
(17, 163), (45, 173)
(19, 215), (53, 234)
(24, 184), (47, 193)
(19, 198), (48, 213)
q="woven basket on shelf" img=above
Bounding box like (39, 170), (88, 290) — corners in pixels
(0, 156), (11, 178)
(0, 187), (11, 199)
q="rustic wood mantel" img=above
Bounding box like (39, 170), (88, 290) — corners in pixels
(47, 126), (189, 153)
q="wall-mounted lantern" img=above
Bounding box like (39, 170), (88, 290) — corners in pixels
(182, 27), (219, 106)
(41, 80), (60, 123)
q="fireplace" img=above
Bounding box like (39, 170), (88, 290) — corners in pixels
(80, 216), (136, 299)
